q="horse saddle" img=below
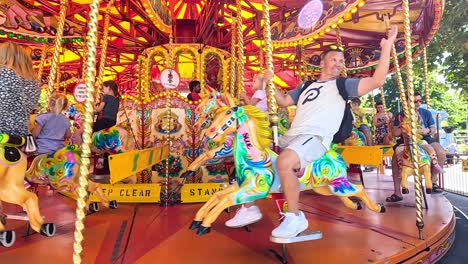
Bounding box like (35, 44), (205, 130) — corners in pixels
(0, 134), (25, 164)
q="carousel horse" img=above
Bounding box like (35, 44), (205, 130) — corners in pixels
(185, 106), (385, 235)
(0, 134), (55, 247)
(398, 117), (433, 194)
(25, 144), (118, 212)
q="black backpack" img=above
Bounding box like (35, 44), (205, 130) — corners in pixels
(299, 78), (354, 144)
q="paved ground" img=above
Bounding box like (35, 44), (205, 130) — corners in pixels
(439, 192), (468, 264)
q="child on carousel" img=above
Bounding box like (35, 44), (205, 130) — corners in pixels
(32, 93), (71, 155)
(93, 80), (120, 132)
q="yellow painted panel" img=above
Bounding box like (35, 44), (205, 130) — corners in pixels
(109, 146), (169, 184)
(336, 145), (393, 166)
(462, 160), (468, 172)
(88, 184), (161, 203)
(180, 183), (227, 203)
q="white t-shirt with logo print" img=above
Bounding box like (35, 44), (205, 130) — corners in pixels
(284, 79), (359, 149)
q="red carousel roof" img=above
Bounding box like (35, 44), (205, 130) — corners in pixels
(0, 0), (443, 91)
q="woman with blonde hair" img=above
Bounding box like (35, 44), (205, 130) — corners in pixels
(0, 41), (41, 136)
(32, 93), (71, 154)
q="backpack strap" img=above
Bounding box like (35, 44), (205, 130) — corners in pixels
(336, 77), (349, 101)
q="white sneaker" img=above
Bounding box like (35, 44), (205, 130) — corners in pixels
(225, 205), (263, 228)
(271, 211), (308, 238)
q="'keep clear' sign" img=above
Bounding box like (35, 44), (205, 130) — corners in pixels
(88, 184), (161, 203)
(73, 82), (87, 103)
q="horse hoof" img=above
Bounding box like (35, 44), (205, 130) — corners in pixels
(426, 188), (432, 194)
(89, 202), (100, 212)
(356, 201), (363, 210)
(189, 220), (202, 230)
(0, 230), (16, 247)
(109, 200), (118, 209)
(40, 223), (56, 237)
(379, 203), (386, 213)
(197, 226), (211, 236)
(402, 188), (409, 194)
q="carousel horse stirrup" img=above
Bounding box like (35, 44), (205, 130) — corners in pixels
(0, 230), (16, 247)
(270, 230), (322, 244)
(269, 231), (322, 264)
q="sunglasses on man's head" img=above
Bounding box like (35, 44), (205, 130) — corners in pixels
(329, 45), (344, 52)
(415, 99), (423, 103)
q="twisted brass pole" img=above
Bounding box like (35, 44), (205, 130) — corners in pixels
(95, 0), (115, 98)
(36, 44), (48, 82)
(422, 47), (430, 108)
(45, 0), (68, 109)
(335, 26), (347, 77)
(72, 0), (100, 262)
(229, 17), (237, 94)
(262, 0), (279, 146)
(236, 0), (245, 99)
(402, 0), (425, 240)
(164, 34), (175, 207)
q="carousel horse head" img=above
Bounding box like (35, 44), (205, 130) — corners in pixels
(194, 91), (238, 130)
(204, 105), (271, 149)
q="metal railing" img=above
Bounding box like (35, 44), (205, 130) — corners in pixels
(441, 154), (468, 196)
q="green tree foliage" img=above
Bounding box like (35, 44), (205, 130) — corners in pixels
(421, 0), (468, 94)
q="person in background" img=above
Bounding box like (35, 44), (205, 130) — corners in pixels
(93, 80), (120, 132)
(0, 41), (41, 193)
(187, 80), (201, 101)
(351, 97), (373, 146)
(32, 93), (71, 154)
(0, 41), (40, 137)
(372, 101), (393, 145)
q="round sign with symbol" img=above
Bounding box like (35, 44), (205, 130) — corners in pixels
(160, 68), (180, 89)
(73, 81), (87, 103)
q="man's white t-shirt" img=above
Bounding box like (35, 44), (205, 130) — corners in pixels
(253, 90), (268, 113)
(284, 79), (359, 149)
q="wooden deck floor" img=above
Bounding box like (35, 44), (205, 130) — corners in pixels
(0, 172), (455, 264)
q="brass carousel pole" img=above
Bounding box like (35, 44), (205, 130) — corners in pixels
(95, 0), (115, 97)
(262, 0), (279, 146)
(229, 15), (237, 94)
(45, 0), (68, 109)
(335, 26), (347, 77)
(37, 44), (48, 82)
(164, 33), (175, 207)
(402, 0), (425, 240)
(236, 0), (245, 99)
(72, 0), (100, 262)
(422, 47), (430, 108)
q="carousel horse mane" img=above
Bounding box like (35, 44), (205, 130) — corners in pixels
(231, 105), (271, 150)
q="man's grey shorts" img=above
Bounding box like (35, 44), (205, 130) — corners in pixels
(278, 134), (327, 169)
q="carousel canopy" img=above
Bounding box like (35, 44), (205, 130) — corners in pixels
(0, 0), (443, 91)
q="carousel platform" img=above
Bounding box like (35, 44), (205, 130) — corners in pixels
(0, 171), (455, 264)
